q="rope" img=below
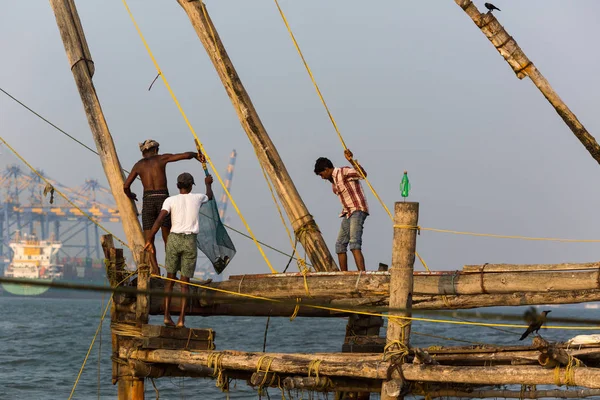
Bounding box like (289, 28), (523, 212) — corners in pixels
(256, 355), (276, 388)
(383, 340), (410, 363)
(0, 135), (128, 247)
(395, 225), (600, 243)
(257, 161), (308, 272)
(0, 88), (315, 266)
(0, 87), (102, 159)
(273, 0), (436, 274)
(207, 352), (227, 390)
(150, 274), (600, 331)
(68, 270), (137, 399)
(290, 297), (302, 321)
(298, 260), (311, 296)
(121, 0), (277, 274)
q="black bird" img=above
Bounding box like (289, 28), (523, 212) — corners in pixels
(519, 309), (551, 341)
(484, 3), (501, 12)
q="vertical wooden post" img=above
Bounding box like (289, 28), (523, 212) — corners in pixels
(381, 202), (418, 400)
(48, 0), (146, 262)
(176, 0), (337, 272)
(454, 0), (600, 166)
(102, 234), (145, 399)
(135, 250), (150, 326)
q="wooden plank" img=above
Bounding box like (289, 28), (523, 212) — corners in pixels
(200, 269), (600, 298)
(141, 324), (214, 341)
(139, 337), (214, 351)
(463, 263), (600, 273)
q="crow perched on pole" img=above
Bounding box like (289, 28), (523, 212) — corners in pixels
(520, 309), (551, 341)
(485, 3), (501, 12)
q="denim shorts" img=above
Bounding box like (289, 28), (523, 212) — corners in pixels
(335, 211), (368, 253)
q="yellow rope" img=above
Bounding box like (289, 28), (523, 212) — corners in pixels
(290, 297), (302, 321)
(69, 270), (137, 399)
(273, 0), (433, 274)
(256, 355), (276, 388)
(298, 259), (311, 296)
(257, 161), (308, 272)
(395, 225), (600, 243)
(307, 359), (322, 378)
(207, 352), (227, 390)
(121, 0), (277, 274)
(68, 295), (112, 400)
(151, 274), (600, 330)
(0, 136), (128, 247)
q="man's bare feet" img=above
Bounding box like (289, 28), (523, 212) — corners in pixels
(176, 321), (185, 328)
(164, 317), (175, 327)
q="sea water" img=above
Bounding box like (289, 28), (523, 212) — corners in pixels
(1, 297), (599, 399)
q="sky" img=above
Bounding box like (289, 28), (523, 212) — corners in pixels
(1, 0), (599, 278)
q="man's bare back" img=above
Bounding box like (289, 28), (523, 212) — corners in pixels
(123, 140), (200, 274)
(124, 153), (199, 200)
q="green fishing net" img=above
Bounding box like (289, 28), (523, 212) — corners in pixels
(197, 199), (236, 274)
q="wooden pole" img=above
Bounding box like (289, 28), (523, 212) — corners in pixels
(381, 202), (419, 400)
(48, 0), (145, 263)
(135, 251), (150, 326)
(101, 234), (143, 399)
(422, 388), (600, 399)
(205, 268), (600, 297)
(125, 349), (600, 388)
(454, 0), (600, 165)
(176, 0), (337, 272)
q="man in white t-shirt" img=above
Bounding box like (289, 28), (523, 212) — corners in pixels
(144, 171), (213, 328)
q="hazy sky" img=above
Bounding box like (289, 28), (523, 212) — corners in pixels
(1, 1), (599, 278)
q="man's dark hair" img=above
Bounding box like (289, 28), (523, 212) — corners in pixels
(314, 157), (333, 175)
(177, 182), (193, 191)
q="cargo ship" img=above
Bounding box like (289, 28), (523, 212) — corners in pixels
(1, 231), (107, 297)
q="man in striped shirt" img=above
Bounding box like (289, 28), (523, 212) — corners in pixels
(314, 149), (369, 271)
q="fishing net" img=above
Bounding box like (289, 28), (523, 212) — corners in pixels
(197, 199), (236, 274)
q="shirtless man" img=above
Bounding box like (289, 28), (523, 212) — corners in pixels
(123, 139), (202, 273)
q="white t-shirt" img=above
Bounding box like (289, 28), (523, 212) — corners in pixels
(161, 193), (209, 234)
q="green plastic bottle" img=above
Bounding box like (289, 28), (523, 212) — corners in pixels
(400, 171), (410, 198)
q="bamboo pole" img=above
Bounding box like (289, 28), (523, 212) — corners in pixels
(382, 202), (419, 400)
(175, 0), (337, 272)
(48, 0), (145, 262)
(124, 349), (600, 388)
(454, 0), (600, 165)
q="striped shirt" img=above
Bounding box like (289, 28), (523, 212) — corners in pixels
(331, 167), (369, 218)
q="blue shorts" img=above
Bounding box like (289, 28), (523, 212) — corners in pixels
(335, 211), (368, 253)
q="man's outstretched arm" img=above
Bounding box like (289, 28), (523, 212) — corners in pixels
(161, 152), (199, 164)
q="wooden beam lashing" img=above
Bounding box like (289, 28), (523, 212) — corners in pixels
(176, 0), (337, 271)
(455, 0), (600, 166)
(49, 0), (146, 262)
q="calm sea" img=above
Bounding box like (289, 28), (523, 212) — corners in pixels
(1, 296), (599, 399)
